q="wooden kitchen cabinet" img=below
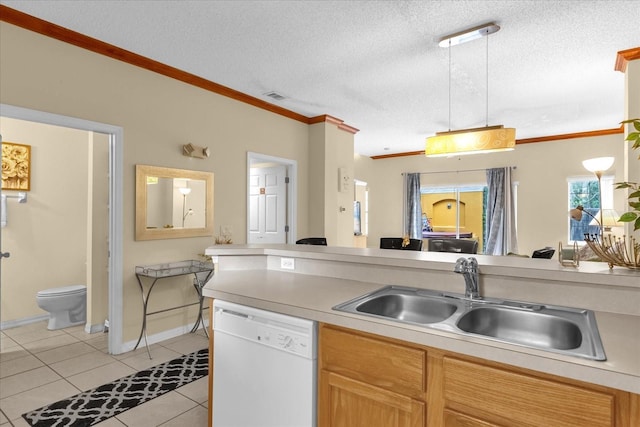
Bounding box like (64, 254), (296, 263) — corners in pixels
(320, 324), (426, 398)
(441, 357), (621, 427)
(319, 324), (426, 426)
(318, 323), (636, 427)
(443, 410), (501, 427)
(320, 370), (424, 427)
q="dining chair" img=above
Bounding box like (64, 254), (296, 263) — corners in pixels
(379, 237), (423, 251)
(427, 238), (478, 254)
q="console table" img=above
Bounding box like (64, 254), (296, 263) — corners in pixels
(134, 260), (214, 358)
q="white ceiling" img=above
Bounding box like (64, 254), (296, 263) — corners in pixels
(3, 1), (639, 157)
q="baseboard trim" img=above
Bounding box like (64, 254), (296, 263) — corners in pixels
(0, 314), (49, 330)
(85, 323), (105, 334)
(119, 319), (209, 354)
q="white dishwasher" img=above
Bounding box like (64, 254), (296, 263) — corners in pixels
(212, 300), (317, 427)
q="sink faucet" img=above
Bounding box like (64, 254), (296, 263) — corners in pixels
(454, 257), (480, 299)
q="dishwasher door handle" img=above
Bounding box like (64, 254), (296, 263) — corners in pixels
(218, 308), (251, 319)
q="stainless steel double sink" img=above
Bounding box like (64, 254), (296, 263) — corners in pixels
(332, 286), (606, 361)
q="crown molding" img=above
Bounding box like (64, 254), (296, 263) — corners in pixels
(0, 5), (357, 130)
(615, 47), (640, 72)
(371, 126), (624, 160)
(1, 5), (623, 151)
(515, 126), (623, 144)
(309, 115), (359, 134)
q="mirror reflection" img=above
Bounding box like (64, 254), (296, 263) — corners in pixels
(146, 177), (207, 229)
(136, 165), (214, 240)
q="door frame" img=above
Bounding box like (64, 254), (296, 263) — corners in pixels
(247, 152), (297, 244)
(1, 104), (124, 354)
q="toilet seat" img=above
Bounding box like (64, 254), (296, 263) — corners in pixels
(37, 285), (86, 297)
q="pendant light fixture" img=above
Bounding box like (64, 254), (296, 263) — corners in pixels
(426, 23), (516, 157)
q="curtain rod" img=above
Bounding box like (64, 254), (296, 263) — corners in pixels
(402, 166), (516, 176)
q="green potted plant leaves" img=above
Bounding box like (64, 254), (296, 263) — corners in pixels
(615, 118), (640, 231)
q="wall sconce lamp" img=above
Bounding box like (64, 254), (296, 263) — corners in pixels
(182, 143), (211, 159)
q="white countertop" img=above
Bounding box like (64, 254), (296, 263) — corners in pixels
(205, 244), (640, 289)
(204, 245), (640, 394)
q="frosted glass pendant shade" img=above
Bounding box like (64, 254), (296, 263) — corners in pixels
(582, 157), (614, 173)
(425, 126), (515, 157)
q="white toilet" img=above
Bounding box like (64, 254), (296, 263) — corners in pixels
(36, 285), (87, 330)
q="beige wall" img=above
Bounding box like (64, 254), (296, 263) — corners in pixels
(357, 134), (627, 256)
(0, 117), (93, 323)
(329, 123), (356, 247)
(307, 121), (355, 246)
(308, 124), (326, 238)
(624, 60), (640, 238)
(0, 22), (313, 341)
(353, 60), (640, 255)
(87, 132), (110, 330)
(1, 20), (636, 340)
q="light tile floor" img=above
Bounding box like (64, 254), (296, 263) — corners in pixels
(0, 321), (209, 426)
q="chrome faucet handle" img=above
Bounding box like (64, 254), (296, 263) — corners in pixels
(454, 256), (480, 299)
(454, 257), (468, 273)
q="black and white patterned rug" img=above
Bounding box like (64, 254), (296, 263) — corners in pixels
(22, 348), (208, 427)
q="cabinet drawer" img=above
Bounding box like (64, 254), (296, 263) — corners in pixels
(443, 357), (615, 427)
(320, 325), (425, 398)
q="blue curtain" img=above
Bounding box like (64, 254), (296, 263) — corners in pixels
(484, 167), (518, 255)
(404, 173), (423, 239)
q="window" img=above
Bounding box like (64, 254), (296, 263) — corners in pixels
(568, 176), (613, 242)
(355, 180), (368, 236)
(421, 185), (487, 251)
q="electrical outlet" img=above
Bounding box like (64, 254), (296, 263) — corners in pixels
(280, 257), (295, 270)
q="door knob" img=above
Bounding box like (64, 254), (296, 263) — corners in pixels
(0, 252), (10, 259)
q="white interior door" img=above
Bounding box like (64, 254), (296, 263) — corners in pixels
(249, 166), (287, 243)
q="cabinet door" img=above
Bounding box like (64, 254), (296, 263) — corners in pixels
(320, 370), (424, 427)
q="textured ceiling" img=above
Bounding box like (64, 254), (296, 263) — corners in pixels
(2, 0), (639, 157)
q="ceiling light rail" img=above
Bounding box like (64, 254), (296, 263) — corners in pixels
(438, 23), (501, 48)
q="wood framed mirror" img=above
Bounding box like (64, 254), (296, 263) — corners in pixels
(135, 164), (214, 240)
